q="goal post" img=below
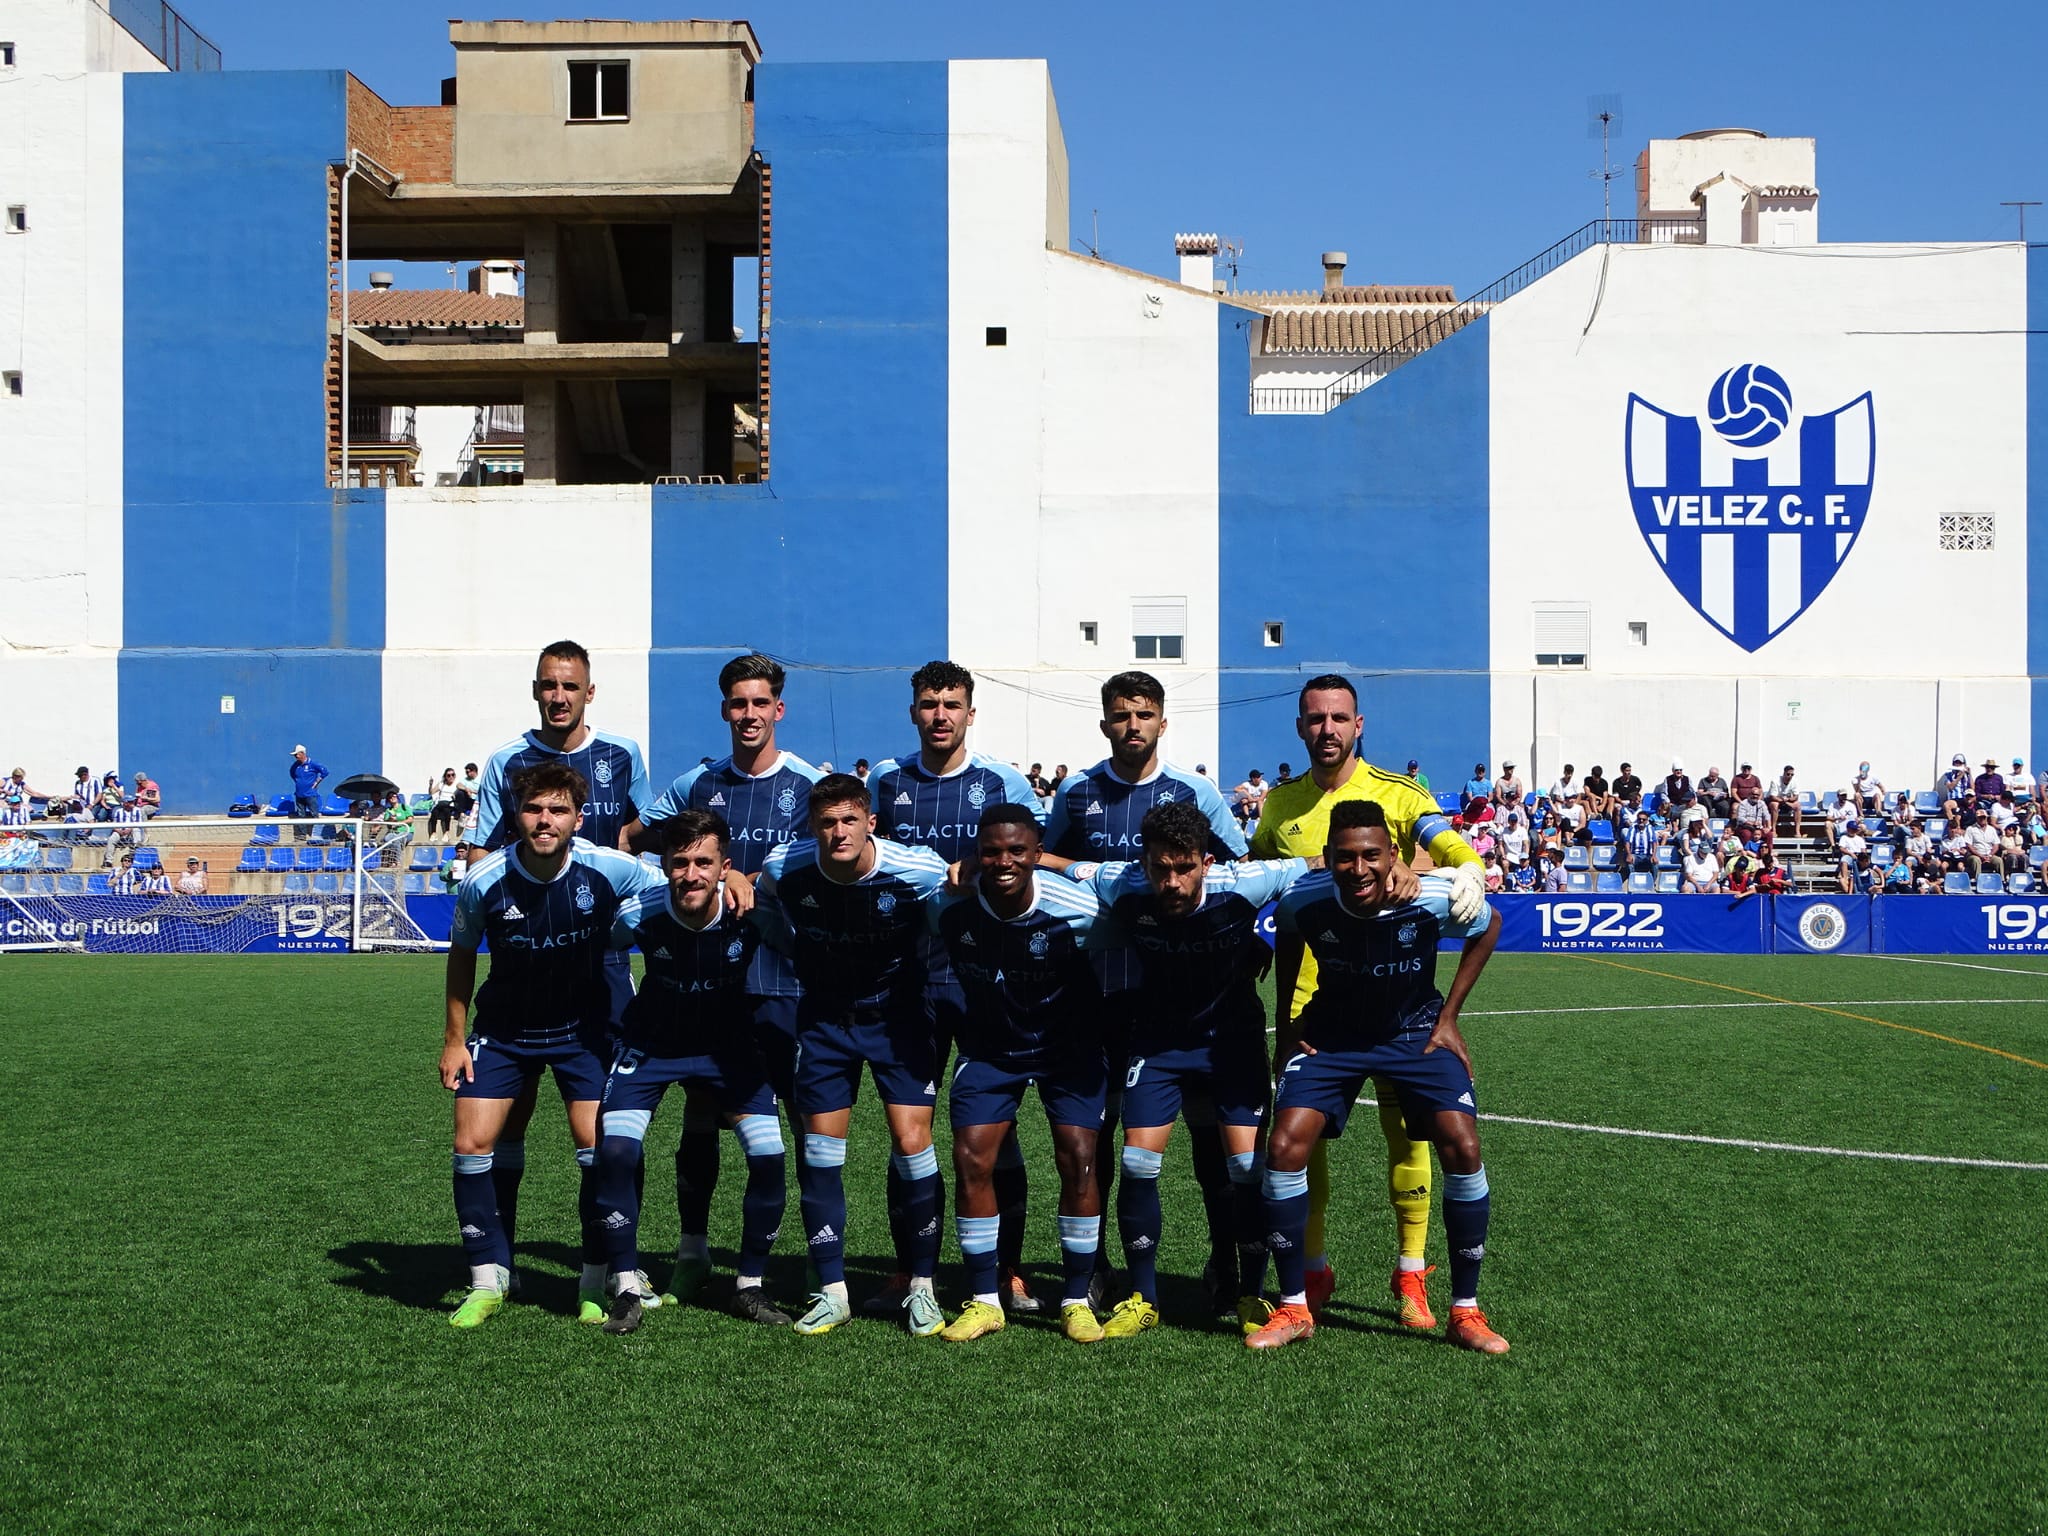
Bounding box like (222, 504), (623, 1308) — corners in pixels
(0, 817), (437, 954)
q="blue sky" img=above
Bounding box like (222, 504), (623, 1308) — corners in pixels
(190, 0), (2043, 295)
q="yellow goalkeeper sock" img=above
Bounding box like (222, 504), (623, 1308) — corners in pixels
(1304, 1138), (1331, 1264)
(1377, 1092), (1432, 1262)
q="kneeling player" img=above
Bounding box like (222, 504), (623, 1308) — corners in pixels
(935, 805), (1115, 1344)
(1064, 801), (1309, 1337)
(592, 810), (790, 1333)
(440, 764), (664, 1328)
(1250, 800), (1508, 1354)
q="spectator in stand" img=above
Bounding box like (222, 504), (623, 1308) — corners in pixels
(175, 856), (208, 896)
(7, 766), (46, 807)
(1989, 791), (2019, 833)
(1581, 764), (1612, 823)
(1733, 780), (1774, 853)
(1553, 785), (1589, 844)
(1405, 758), (1430, 791)
(1914, 858), (1948, 895)
(2010, 758), (2035, 802)
(1532, 805), (1564, 860)
(1460, 761), (1491, 813)
(1835, 821), (1869, 891)
(0, 789), (29, 828)
(1507, 858), (1538, 893)
(1695, 766), (1731, 821)
(854, 759), (871, 786)
(1622, 805), (1662, 873)
(131, 771), (162, 819)
(427, 768), (461, 840)
(67, 766), (94, 817)
(1232, 769), (1268, 828)
(142, 864), (173, 896)
(2028, 803), (2048, 847)
(1824, 789), (1859, 852)
(1273, 761), (1291, 785)
(1852, 761), (1886, 816)
(1852, 848), (1884, 894)
(1727, 762), (1762, 818)
(1611, 761), (1643, 811)
(289, 746), (328, 838)
(1052, 762), (1070, 788)
(1769, 765), (1804, 840)
(1998, 821), (2028, 882)
(1025, 762), (1049, 797)
(1939, 821), (1970, 881)
(1662, 759), (1696, 817)
(94, 773), (124, 822)
(1540, 846), (1569, 892)
(1479, 847), (1505, 893)
(111, 852), (144, 895)
(1890, 791), (1919, 833)
(1902, 822), (1938, 882)
(110, 796), (146, 848)
(1497, 810), (1530, 873)
(1494, 760), (1527, 814)
(1938, 755), (1974, 821)
(1882, 855), (1915, 895)
(1681, 840), (1721, 894)
(1547, 763), (1578, 815)
(1961, 808), (2005, 884)
(381, 789), (415, 842)
(441, 843), (469, 895)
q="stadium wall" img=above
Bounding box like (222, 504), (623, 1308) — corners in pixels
(2031, 242), (2048, 780)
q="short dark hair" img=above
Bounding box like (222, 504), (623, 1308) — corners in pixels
(1101, 671), (1165, 714)
(537, 638), (591, 673)
(464, 762), (478, 773)
(509, 762), (587, 811)
(1328, 799), (1390, 836)
(1297, 673), (1357, 713)
(809, 772), (869, 814)
(654, 808), (730, 855)
(979, 803), (1041, 839)
(719, 652), (786, 698)
(911, 660), (974, 702)
(1140, 801), (1211, 857)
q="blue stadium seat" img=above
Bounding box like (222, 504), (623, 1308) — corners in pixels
(312, 873), (340, 894)
(1798, 791), (1818, 812)
(326, 847), (351, 871)
(42, 846), (73, 871)
(295, 846), (324, 871)
(55, 875), (84, 895)
(251, 824), (280, 845)
(1926, 818), (1947, 838)
(1656, 870), (1680, 893)
(1563, 846), (1589, 870)
(2031, 846), (2048, 868)
(1656, 845), (1678, 868)
(1565, 869), (1593, 892)
(1595, 872), (1624, 892)
(1862, 819), (1885, 836)
(0, 874), (24, 894)
(283, 873), (309, 893)
(2008, 871), (2036, 894)
(134, 847), (161, 869)
(1435, 793), (1460, 813)
(1871, 844), (1893, 866)
(1913, 789), (1940, 813)
(409, 846), (439, 871)
(1587, 819), (1613, 842)
(409, 794), (433, 815)
(236, 846), (265, 872)
(442, 845), (464, 864)
(266, 848), (294, 871)
(266, 795), (293, 816)
(404, 872), (432, 895)
(1820, 791), (1840, 807)
(1590, 845), (1617, 870)
(87, 874), (111, 895)
(1628, 871), (1657, 893)
(1708, 818), (1728, 836)
(361, 851), (380, 871)
(1976, 873), (2004, 895)
(1945, 872), (1971, 894)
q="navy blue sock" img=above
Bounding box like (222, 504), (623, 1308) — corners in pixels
(797, 1133), (848, 1286)
(575, 1145), (601, 1268)
(883, 1163), (910, 1273)
(1228, 1151), (1267, 1297)
(891, 1146), (943, 1280)
(1263, 1164), (1311, 1300)
(733, 1114), (785, 1277)
(1058, 1214), (1101, 1305)
(675, 1119), (720, 1242)
(1443, 1166), (1491, 1303)
(993, 1132), (1029, 1269)
(957, 1214), (1000, 1299)
(1092, 1089), (1122, 1275)
(1187, 1121), (1233, 1271)
(1117, 1146), (1163, 1301)
(452, 1152), (510, 1270)
(593, 1129), (646, 1278)
(489, 1139), (524, 1255)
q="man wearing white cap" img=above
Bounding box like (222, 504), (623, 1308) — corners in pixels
(1661, 759), (1695, 816)
(1939, 755), (1974, 821)
(289, 745), (328, 839)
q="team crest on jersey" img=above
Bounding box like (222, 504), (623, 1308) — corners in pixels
(1156, 789), (1176, 804)
(708, 791), (727, 808)
(1397, 922), (1418, 947)
(726, 936), (746, 960)
(967, 781), (987, 809)
(1027, 930), (1050, 958)
(593, 757), (613, 788)
(1626, 364), (1875, 652)
(573, 882), (594, 913)
(776, 786), (797, 815)
(876, 892), (897, 916)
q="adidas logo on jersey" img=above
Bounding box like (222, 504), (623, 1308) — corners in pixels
(1086, 801), (1104, 815)
(708, 792), (727, 807)
(1137, 914), (1157, 925)
(808, 1225), (838, 1244)
(503, 902), (525, 920)
(1287, 822), (1303, 836)
(958, 931), (975, 945)
(1458, 1092), (1474, 1106)
(894, 791), (913, 805)
(650, 946), (671, 960)
(922, 1081), (937, 1095)
(800, 894), (819, 907)
(1318, 930), (1337, 942)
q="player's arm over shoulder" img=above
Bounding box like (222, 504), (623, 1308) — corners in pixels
(1419, 870), (1491, 936)
(1369, 766), (1477, 869)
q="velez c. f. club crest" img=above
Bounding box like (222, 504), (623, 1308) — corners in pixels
(1626, 363), (1874, 652)
(593, 756), (613, 788)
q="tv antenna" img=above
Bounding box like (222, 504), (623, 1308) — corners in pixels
(1219, 236), (1243, 292)
(1087, 209), (1100, 258)
(2000, 200), (2040, 242)
(1588, 94), (1625, 225)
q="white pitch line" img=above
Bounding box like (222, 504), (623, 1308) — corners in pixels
(1354, 1099), (2048, 1171)
(1264, 998), (2038, 1033)
(1854, 954), (2048, 981)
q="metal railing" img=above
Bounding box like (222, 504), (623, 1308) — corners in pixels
(109, 0), (221, 72)
(346, 405), (416, 445)
(1248, 217), (1705, 415)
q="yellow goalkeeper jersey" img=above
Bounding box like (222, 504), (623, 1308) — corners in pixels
(1251, 760), (1478, 1020)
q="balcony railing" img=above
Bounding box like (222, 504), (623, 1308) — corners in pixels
(1248, 217), (1705, 415)
(347, 405), (417, 445)
(108, 0), (221, 72)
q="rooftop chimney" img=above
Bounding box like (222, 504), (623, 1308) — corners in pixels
(1175, 232), (1218, 293)
(367, 271), (395, 290)
(1321, 251), (1348, 293)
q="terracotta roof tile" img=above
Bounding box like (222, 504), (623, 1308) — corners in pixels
(1257, 302), (1479, 354)
(1238, 284), (1457, 307)
(341, 290), (525, 327)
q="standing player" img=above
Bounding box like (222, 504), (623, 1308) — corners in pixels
(440, 763), (665, 1328)
(756, 773), (950, 1336)
(1250, 800), (1507, 1354)
(934, 805), (1115, 1344)
(1063, 801), (1310, 1338)
(867, 660), (1045, 1315)
(591, 809), (790, 1333)
(1253, 674), (1484, 1329)
(1045, 671), (1247, 1307)
(467, 641), (654, 1270)
(635, 653), (821, 1304)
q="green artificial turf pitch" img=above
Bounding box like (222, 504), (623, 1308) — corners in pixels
(3, 951), (2045, 1534)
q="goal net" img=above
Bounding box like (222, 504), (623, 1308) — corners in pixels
(0, 817), (437, 954)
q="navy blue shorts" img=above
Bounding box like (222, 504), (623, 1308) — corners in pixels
(1273, 1033), (1477, 1139)
(949, 1050), (1107, 1130)
(601, 950), (634, 1034)
(750, 995), (799, 1102)
(792, 1002), (937, 1116)
(1122, 1033), (1270, 1130)
(926, 979), (968, 1067)
(601, 1040), (776, 1121)
(459, 1032), (609, 1103)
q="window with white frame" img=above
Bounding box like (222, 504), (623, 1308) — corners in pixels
(1533, 602), (1590, 667)
(1132, 597), (1187, 662)
(567, 60), (630, 122)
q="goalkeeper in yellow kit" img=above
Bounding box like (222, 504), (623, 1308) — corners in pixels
(1251, 675), (1484, 1328)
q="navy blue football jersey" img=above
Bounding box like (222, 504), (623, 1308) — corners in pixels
(451, 839), (664, 1046)
(932, 875), (1110, 1062)
(609, 886), (763, 1053)
(1274, 872), (1493, 1048)
(758, 837), (949, 1012)
(474, 729), (651, 854)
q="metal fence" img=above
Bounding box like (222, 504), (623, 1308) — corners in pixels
(109, 0), (221, 72)
(1248, 218), (1705, 415)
